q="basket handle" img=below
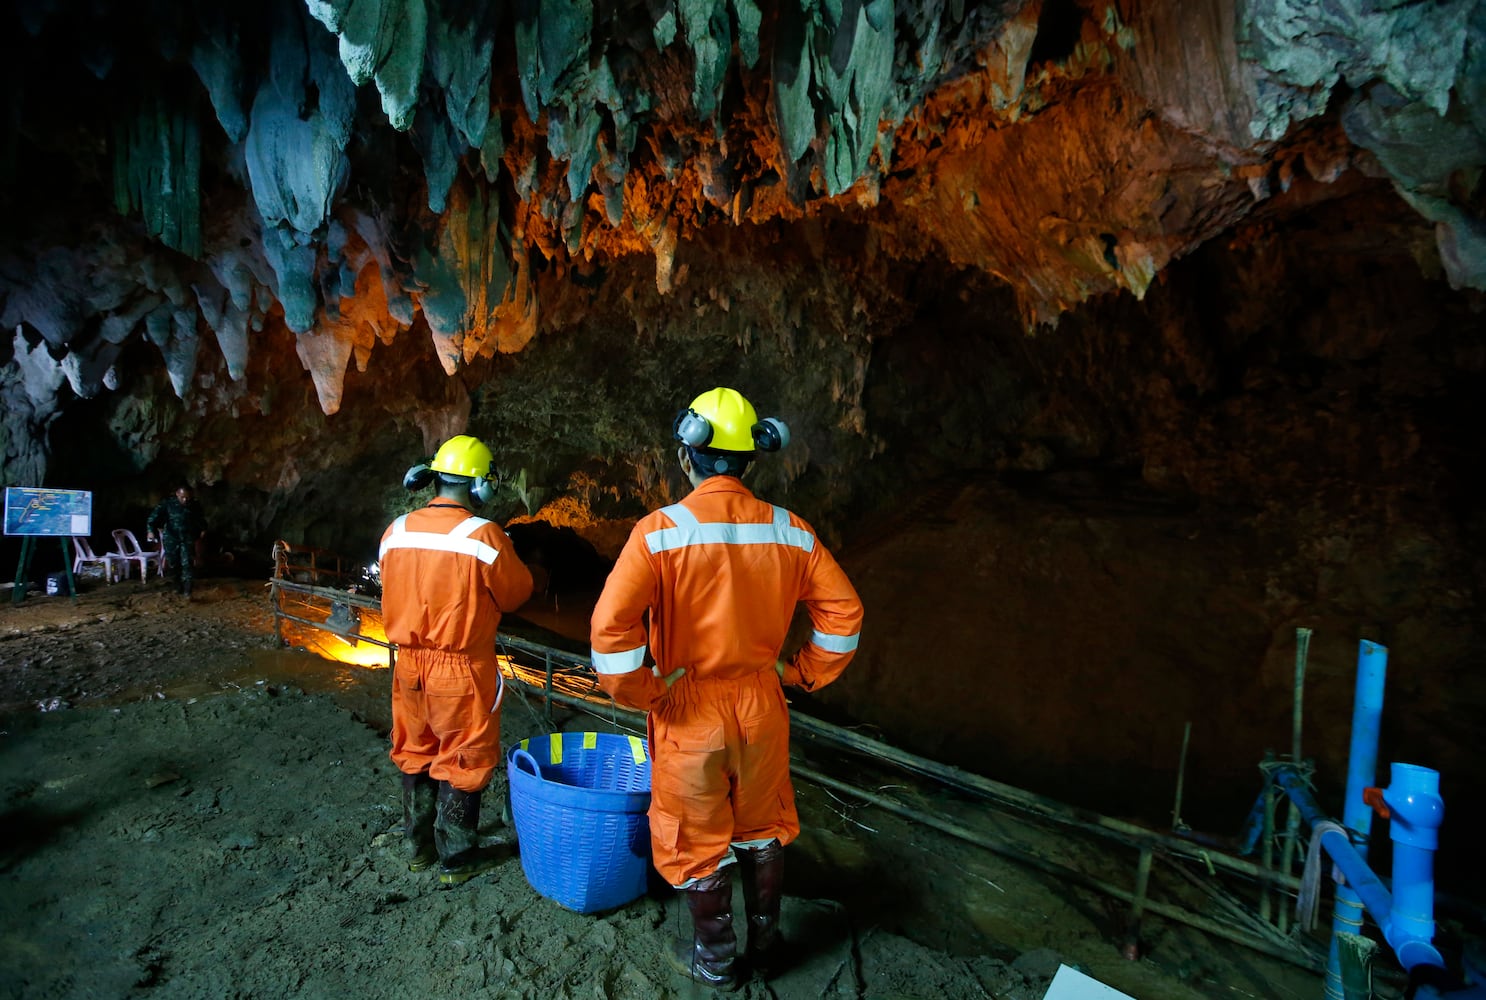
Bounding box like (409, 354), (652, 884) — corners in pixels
(511, 748), (543, 781)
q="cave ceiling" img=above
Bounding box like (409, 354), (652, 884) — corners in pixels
(1, 0), (1483, 549)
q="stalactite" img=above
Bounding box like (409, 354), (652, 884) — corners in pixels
(513, 0), (593, 126)
(111, 88), (203, 258)
(245, 2), (356, 331)
(305, 0), (428, 129)
(427, 0), (496, 149)
(190, 6), (251, 142)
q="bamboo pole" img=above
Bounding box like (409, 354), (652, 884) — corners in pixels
(790, 763), (1323, 973)
(1123, 848), (1155, 958)
(1261, 780), (1277, 922)
(1278, 627), (1312, 935)
(1171, 720), (1192, 830)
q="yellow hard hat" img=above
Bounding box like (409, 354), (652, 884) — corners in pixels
(674, 387), (758, 452)
(429, 435), (494, 479)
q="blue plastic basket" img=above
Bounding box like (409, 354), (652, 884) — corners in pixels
(507, 731), (653, 914)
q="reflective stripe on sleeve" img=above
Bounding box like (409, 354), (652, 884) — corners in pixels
(591, 645), (647, 674)
(646, 503), (815, 555)
(810, 629), (860, 653)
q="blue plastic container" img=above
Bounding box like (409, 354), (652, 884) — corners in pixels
(507, 731), (653, 913)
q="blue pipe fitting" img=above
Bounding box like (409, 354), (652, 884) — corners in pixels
(1383, 762), (1445, 851)
(1382, 763), (1446, 970)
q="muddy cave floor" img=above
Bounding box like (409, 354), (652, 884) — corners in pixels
(0, 575), (1372, 1000)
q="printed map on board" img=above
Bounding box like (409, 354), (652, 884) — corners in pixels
(3, 487), (93, 537)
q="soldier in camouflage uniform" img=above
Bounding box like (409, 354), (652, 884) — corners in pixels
(147, 484), (206, 598)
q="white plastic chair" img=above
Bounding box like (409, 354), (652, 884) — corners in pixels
(72, 536), (126, 583)
(111, 528), (165, 581)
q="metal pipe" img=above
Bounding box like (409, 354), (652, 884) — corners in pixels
(544, 649), (554, 721)
(272, 608), (393, 649)
(269, 578), (384, 610)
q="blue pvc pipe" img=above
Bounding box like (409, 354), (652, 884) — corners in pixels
(1326, 640), (1389, 999)
(1271, 766), (1394, 930)
(1237, 784), (1269, 856)
(1343, 641), (1388, 850)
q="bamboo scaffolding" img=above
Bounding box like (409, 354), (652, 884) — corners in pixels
(790, 762), (1323, 972)
(786, 710), (1305, 894)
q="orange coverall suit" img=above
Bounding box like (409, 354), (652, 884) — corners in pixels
(590, 476), (864, 886)
(379, 502), (533, 792)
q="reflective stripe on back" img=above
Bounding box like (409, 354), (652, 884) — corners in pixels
(645, 503), (815, 555)
(379, 512), (499, 564)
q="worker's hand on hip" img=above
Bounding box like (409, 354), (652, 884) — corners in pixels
(656, 666), (685, 689)
(774, 659), (787, 679)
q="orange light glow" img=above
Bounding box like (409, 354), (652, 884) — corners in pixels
(282, 610), (392, 669)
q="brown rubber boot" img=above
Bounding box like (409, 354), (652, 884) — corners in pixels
(400, 771), (438, 872)
(736, 840), (785, 978)
(665, 868), (741, 991)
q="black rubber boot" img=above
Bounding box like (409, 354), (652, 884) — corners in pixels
(665, 868), (740, 991)
(435, 782), (505, 885)
(736, 840), (785, 978)
(400, 771), (437, 872)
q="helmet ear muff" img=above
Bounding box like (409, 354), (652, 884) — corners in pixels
(674, 408), (713, 448)
(752, 417), (790, 453)
(471, 477), (496, 505)
(403, 464), (434, 491)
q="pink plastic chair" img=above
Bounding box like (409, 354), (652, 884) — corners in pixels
(111, 529), (165, 581)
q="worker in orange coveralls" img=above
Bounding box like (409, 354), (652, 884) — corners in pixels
(590, 388), (864, 990)
(380, 435), (533, 886)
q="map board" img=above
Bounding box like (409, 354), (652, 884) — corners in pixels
(3, 487), (93, 537)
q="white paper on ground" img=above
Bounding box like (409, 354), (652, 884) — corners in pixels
(1041, 964), (1137, 1000)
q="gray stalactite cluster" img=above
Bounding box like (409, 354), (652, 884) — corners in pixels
(0, 0), (1483, 489)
